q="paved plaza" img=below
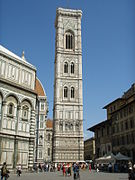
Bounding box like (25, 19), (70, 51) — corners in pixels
(8, 169), (128, 180)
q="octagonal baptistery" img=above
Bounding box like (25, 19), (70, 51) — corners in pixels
(0, 45), (37, 170)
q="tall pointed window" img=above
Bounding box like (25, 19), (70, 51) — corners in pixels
(71, 62), (74, 74)
(64, 86), (68, 98)
(65, 31), (74, 50)
(64, 62), (68, 73)
(22, 105), (29, 120)
(8, 103), (14, 116)
(59, 122), (63, 131)
(48, 133), (50, 141)
(71, 87), (75, 98)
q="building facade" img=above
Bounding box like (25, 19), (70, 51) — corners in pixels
(84, 137), (95, 161)
(0, 45), (50, 169)
(45, 119), (53, 162)
(88, 120), (112, 158)
(53, 8), (84, 163)
(0, 45), (36, 170)
(35, 78), (48, 163)
(104, 84), (135, 162)
(88, 84), (135, 163)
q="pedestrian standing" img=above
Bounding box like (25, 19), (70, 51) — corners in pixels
(96, 163), (99, 172)
(133, 164), (135, 180)
(128, 162), (134, 180)
(63, 164), (66, 176)
(89, 164), (91, 172)
(46, 164), (48, 172)
(108, 163), (112, 173)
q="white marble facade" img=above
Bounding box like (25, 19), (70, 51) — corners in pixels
(34, 80), (48, 163)
(45, 122), (53, 162)
(0, 45), (36, 170)
(53, 8), (84, 163)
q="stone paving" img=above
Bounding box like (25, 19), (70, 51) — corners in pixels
(8, 169), (128, 180)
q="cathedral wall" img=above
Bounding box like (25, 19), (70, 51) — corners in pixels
(0, 54), (36, 91)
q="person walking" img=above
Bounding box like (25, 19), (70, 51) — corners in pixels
(73, 163), (80, 180)
(16, 164), (22, 176)
(128, 165), (134, 180)
(1, 162), (9, 180)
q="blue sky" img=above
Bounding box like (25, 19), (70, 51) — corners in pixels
(0, 0), (135, 139)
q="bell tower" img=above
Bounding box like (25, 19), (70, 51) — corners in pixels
(53, 8), (84, 163)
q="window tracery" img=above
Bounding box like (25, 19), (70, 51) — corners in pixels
(22, 105), (29, 120)
(64, 86), (68, 98)
(71, 87), (75, 98)
(65, 31), (74, 50)
(71, 62), (74, 74)
(64, 62), (68, 73)
(8, 103), (14, 116)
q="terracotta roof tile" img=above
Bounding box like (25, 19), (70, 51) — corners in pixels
(46, 119), (53, 128)
(35, 78), (45, 96)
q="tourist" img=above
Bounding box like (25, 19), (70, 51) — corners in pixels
(89, 164), (91, 172)
(16, 164), (22, 176)
(128, 163), (134, 180)
(96, 163), (99, 172)
(62, 164), (66, 176)
(108, 163), (112, 173)
(38, 163), (42, 172)
(1, 162), (9, 180)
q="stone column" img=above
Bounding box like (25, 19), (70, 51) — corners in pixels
(28, 109), (35, 171)
(13, 105), (21, 169)
(13, 136), (18, 169)
(16, 105), (21, 134)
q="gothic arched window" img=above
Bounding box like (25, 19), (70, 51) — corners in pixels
(59, 122), (63, 131)
(64, 86), (68, 98)
(64, 62), (68, 73)
(70, 124), (73, 130)
(71, 62), (74, 74)
(71, 87), (75, 98)
(65, 123), (68, 131)
(8, 103), (14, 116)
(48, 148), (50, 156)
(75, 123), (79, 131)
(65, 31), (74, 50)
(22, 105), (29, 120)
(48, 133), (50, 141)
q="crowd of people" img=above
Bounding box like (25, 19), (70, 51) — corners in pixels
(33, 162), (80, 179)
(1, 160), (135, 179)
(33, 163), (56, 172)
(93, 161), (135, 179)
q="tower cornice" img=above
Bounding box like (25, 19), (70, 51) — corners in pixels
(56, 7), (82, 18)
